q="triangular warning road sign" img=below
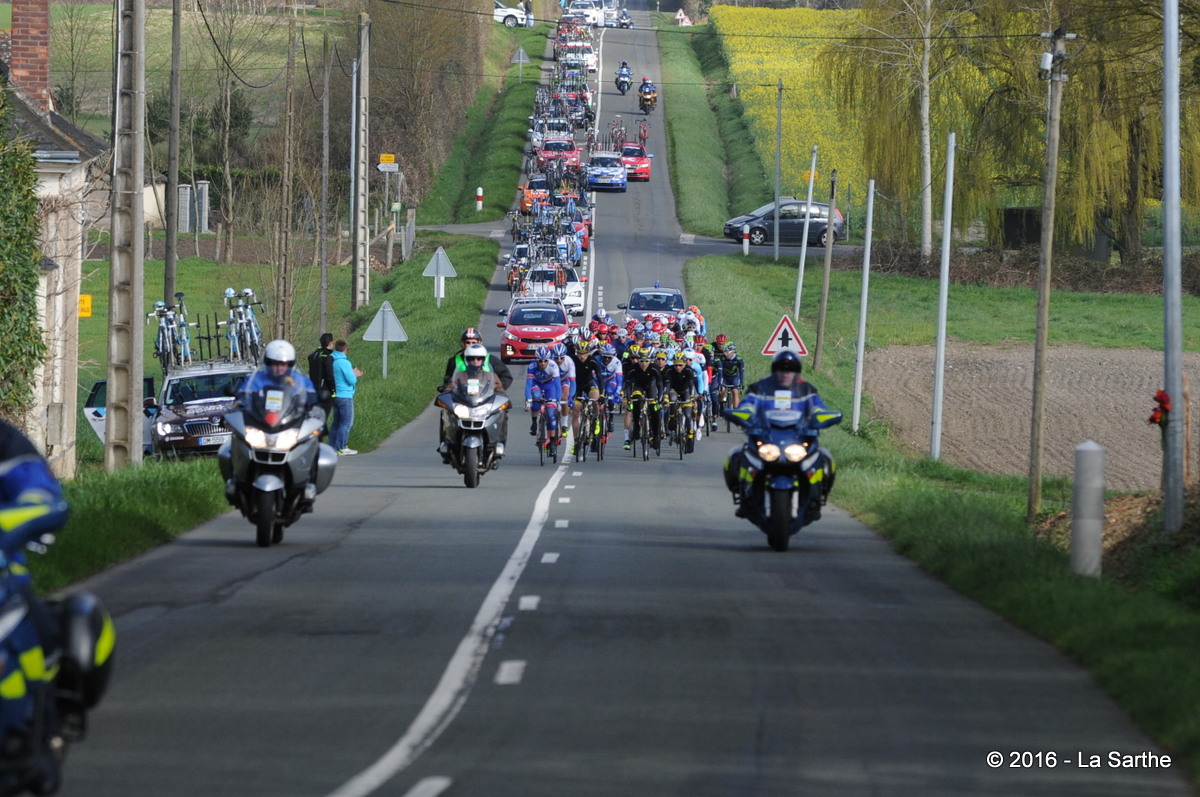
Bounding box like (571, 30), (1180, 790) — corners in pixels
(362, 301), (408, 342)
(762, 315), (808, 356)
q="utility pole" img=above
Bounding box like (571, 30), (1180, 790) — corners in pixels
(319, 30), (331, 333)
(106, 0), (145, 470)
(774, 78), (782, 262)
(1163, 0), (1184, 533)
(275, 12), (297, 341)
(1027, 28), (1073, 522)
(164, 0), (181, 303)
(812, 169), (837, 372)
(350, 14), (371, 311)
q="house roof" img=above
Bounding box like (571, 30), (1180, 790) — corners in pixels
(1, 59), (109, 165)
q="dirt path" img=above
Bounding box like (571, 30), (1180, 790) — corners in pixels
(862, 343), (1200, 492)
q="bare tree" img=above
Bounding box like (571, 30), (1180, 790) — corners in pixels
(50, 2), (107, 127)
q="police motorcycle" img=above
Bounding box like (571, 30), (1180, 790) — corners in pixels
(435, 345), (511, 488)
(722, 386), (841, 552)
(615, 65), (632, 95)
(617, 9), (633, 28)
(0, 500), (114, 796)
(218, 341), (337, 547)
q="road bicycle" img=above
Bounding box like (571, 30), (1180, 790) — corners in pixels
(663, 396), (695, 460)
(533, 402), (558, 466)
(221, 288), (265, 364)
(638, 119), (649, 147)
(147, 292), (196, 373)
(575, 397), (604, 462)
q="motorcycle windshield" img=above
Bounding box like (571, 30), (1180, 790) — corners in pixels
(450, 373), (497, 407)
(241, 379), (310, 428)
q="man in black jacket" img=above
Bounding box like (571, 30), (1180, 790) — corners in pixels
(308, 333), (336, 437)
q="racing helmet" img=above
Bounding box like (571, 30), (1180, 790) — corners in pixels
(771, 349), (802, 374)
(715, 334), (728, 345)
(600, 343), (617, 357)
(673, 352), (688, 365)
(461, 327), (482, 344)
(534, 346), (552, 362)
(725, 343), (738, 354)
(551, 343), (569, 358)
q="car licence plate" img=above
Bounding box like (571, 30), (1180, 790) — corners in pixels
(197, 434), (229, 447)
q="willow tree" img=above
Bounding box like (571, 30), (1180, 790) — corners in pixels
(969, 1), (1200, 266)
(825, 0), (985, 260)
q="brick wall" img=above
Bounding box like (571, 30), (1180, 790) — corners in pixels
(9, 0), (51, 112)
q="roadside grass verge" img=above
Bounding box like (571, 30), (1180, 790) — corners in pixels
(686, 252), (1200, 789)
(656, 16), (770, 237)
(416, 25), (548, 224)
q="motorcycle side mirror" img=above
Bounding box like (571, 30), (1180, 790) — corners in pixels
(497, 321), (507, 327)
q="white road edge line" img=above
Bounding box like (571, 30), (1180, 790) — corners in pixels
(400, 777), (453, 797)
(325, 464), (571, 797)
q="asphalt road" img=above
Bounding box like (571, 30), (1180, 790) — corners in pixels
(58, 11), (1194, 797)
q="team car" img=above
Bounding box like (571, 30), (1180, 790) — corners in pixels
(617, 285), (687, 324)
(620, 142), (653, 181)
(496, 297), (573, 363)
(535, 136), (582, 170)
(524, 265), (587, 316)
(586, 151), (628, 192)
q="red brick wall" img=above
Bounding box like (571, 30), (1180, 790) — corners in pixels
(10, 0), (51, 111)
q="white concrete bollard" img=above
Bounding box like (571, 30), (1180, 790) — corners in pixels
(476, 187), (484, 211)
(1070, 439), (1105, 578)
(742, 224), (750, 255)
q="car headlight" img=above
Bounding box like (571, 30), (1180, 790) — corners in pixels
(784, 443), (808, 462)
(156, 421), (179, 436)
(757, 443), (781, 462)
(503, 330), (519, 341)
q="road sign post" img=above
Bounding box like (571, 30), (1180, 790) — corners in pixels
(422, 246), (458, 308)
(762, 314), (808, 357)
(361, 300), (408, 378)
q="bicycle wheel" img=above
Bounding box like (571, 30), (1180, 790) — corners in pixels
(639, 409), (650, 461)
(537, 413), (546, 467)
(678, 413), (690, 460)
(156, 328), (172, 372)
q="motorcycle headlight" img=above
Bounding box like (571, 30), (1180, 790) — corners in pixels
(758, 443), (781, 462)
(244, 427), (268, 448)
(272, 428), (302, 451)
(784, 443), (808, 462)
(454, 405), (471, 419)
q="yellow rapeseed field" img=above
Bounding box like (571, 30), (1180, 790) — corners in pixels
(710, 6), (867, 215)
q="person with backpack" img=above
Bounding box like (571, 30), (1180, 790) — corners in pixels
(308, 332), (336, 439)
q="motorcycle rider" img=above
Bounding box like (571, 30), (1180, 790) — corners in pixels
(615, 60), (633, 93)
(0, 420), (71, 793)
(443, 328), (513, 391)
(440, 329), (513, 457)
(618, 8), (632, 27)
(443, 343), (510, 457)
(725, 350), (841, 520)
(241, 339), (318, 411)
(638, 76), (657, 108)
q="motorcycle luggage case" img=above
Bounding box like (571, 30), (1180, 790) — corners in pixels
(315, 443), (338, 494)
(55, 592), (115, 709)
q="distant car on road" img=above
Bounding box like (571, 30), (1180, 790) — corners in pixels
(723, 198), (845, 247)
(497, 297), (572, 363)
(536, 137), (581, 170)
(618, 285), (686, 324)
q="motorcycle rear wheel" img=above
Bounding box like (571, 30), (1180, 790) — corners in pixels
(256, 489), (278, 547)
(464, 448), (480, 488)
(767, 488), (792, 552)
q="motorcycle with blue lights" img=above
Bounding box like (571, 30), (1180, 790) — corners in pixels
(0, 497), (114, 796)
(722, 350), (841, 552)
(218, 342), (337, 547)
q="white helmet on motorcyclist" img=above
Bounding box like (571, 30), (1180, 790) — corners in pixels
(463, 343), (489, 371)
(263, 339), (297, 377)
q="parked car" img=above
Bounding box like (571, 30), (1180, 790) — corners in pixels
(83, 360), (255, 457)
(722, 198), (845, 247)
(620, 142), (653, 181)
(82, 376), (156, 454)
(496, 297), (572, 362)
(586, 151), (627, 192)
(618, 285), (686, 324)
(493, 0), (528, 26)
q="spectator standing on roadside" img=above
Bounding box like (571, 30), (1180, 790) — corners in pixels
(524, 0), (533, 26)
(308, 332), (336, 438)
(331, 340), (363, 456)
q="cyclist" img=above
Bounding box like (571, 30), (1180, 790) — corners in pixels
(552, 342), (576, 440)
(569, 338), (606, 455)
(711, 342), (745, 429)
(525, 347), (563, 449)
(598, 342), (623, 440)
(622, 350), (661, 450)
(661, 351), (699, 453)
